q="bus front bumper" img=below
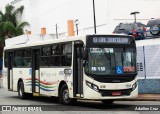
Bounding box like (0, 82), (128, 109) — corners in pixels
(83, 84), (138, 100)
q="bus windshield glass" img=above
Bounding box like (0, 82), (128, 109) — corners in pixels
(84, 47), (136, 75)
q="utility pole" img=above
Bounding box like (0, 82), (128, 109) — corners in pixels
(55, 24), (58, 39)
(93, 0), (97, 34)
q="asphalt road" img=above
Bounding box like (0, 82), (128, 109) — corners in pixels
(0, 88), (160, 114)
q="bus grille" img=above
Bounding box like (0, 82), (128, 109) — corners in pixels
(95, 78), (134, 83)
(99, 89), (132, 96)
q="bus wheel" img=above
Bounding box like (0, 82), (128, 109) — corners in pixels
(18, 81), (27, 99)
(101, 100), (114, 105)
(59, 84), (76, 105)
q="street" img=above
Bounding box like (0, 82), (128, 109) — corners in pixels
(0, 88), (160, 114)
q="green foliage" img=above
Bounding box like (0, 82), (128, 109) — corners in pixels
(16, 22), (30, 36)
(0, 4), (30, 43)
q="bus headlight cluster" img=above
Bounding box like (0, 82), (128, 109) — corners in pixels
(86, 81), (99, 92)
(132, 81), (137, 90)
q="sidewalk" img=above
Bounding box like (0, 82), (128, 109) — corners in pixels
(118, 94), (160, 101)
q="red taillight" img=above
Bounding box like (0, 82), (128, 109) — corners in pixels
(143, 27), (146, 32)
(132, 30), (137, 37)
(133, 30), (137, 33)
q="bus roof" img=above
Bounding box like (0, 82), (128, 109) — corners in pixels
(5, 34), (133, 50)
(5, 34), (85, 50)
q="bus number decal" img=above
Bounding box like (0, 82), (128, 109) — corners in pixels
(123, 67), (135, 72)
(91, 67), (106, 72)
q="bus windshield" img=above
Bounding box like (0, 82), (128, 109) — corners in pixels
(84, 47), (136, 75)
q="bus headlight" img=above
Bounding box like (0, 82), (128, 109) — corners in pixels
(86, 81), (99, 92)
(92, 85), (99, 92)
(86, 81), (92, 88)
(132, 81), (137, 90)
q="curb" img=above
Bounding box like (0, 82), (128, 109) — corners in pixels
(116, 99), (160, 101)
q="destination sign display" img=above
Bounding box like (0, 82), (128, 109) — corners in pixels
(86, 35), (132, 45)
(92, 37), (130, 44)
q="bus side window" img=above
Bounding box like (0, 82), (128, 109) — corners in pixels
(13, 50), (23, 67)
(42, 46), (50, 56)
(23, 49), (31, 67)
(50, 45), (60, 66)
(4, 51), (8, 67)
(61, 43), (72, 66)
(41, 46), (50, 66)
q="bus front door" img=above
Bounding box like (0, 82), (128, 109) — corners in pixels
(7, 52), (13, 90)
(32, 49), (40, 95)
(73, 45), (83, 97)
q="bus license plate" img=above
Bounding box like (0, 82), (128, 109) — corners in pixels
(112, 92), (121, 96)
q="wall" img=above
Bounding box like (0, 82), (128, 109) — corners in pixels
(27, 0), (160, 34)
(1, 0), (160, 35)
(138, 79), (160, 93)
(137, 39), (160, 93)
(27, 0), (108, 34)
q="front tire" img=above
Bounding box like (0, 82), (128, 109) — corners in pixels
(59, 84), (76, 105)
(18, 81), (27, 99)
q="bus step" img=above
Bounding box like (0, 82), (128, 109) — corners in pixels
(33, 93), (40, 96)
(8, 89), (13, 91)
(76, 94), (83, 97)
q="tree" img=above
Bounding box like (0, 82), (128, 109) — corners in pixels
(0, 4), (29, 58)
(0, 4), (30, 43)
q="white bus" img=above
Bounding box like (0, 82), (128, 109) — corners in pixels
(3, 34), (138, 104)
